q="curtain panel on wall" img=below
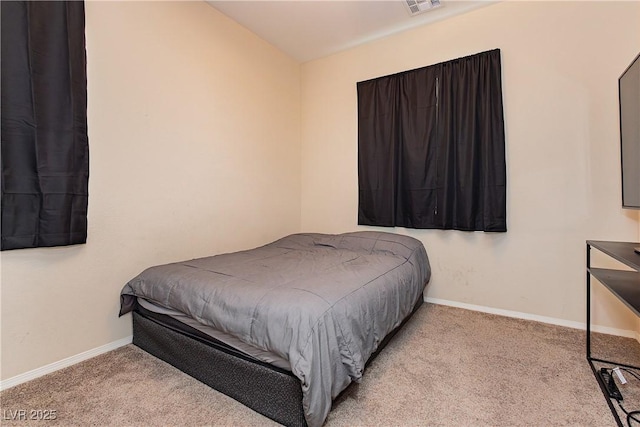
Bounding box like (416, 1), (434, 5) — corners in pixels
(1, 1), (89, 250)
(357, 49), (506, 232)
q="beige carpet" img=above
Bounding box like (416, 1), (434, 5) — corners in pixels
(2, 303), (640, 426)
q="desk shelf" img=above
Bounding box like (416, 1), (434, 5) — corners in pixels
(586, 240), (640, 427)
(588, 268), (640, 316)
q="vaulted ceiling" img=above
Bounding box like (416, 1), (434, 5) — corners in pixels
(206, 1), (495, 62)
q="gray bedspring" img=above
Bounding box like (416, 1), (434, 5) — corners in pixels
(120, 231), (431, 427)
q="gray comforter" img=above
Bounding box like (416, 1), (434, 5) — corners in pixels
(120, 231), (430, 427)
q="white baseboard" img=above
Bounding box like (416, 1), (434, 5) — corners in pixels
(426, 297), (639, 340)
(1, 299), (637, 392)
(0, 336), (132, 392)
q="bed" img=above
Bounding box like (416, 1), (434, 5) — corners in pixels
(120, 231), (431, 427)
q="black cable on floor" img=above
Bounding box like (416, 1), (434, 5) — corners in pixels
(604, 367), (640, 427)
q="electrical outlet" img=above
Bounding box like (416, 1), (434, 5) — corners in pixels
(599, 368), (623, 400)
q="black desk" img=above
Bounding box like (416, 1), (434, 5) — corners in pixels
(587, 240), (640, 426)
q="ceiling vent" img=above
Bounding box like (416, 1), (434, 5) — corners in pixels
(404, 0), (442, 16)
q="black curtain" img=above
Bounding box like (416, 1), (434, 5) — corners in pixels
(357, 49), (506, 232)
(1, 1), (89, 250)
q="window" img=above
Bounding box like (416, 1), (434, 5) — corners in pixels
(357, 49), (506, 232)
(1, 1), (89, 250)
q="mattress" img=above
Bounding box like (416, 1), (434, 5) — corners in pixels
(121, 231), (431, 427)
(132, 293), (424, 427)
(137, 297), (291, 370)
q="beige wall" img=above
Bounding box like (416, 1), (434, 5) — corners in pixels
(300, 2), (640, 328)
(0, 1), (301, 381)
(2, 0), (640, 384)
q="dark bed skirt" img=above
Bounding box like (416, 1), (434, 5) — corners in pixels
(132, 294), (424, 427)
(133, 312), (307, 426)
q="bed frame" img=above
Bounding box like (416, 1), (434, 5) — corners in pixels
(132, 294), (424, 427)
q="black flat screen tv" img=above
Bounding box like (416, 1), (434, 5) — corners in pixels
(620, 52), (640, 209)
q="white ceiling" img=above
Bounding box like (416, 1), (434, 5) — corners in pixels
(206, 1), (495, 63)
